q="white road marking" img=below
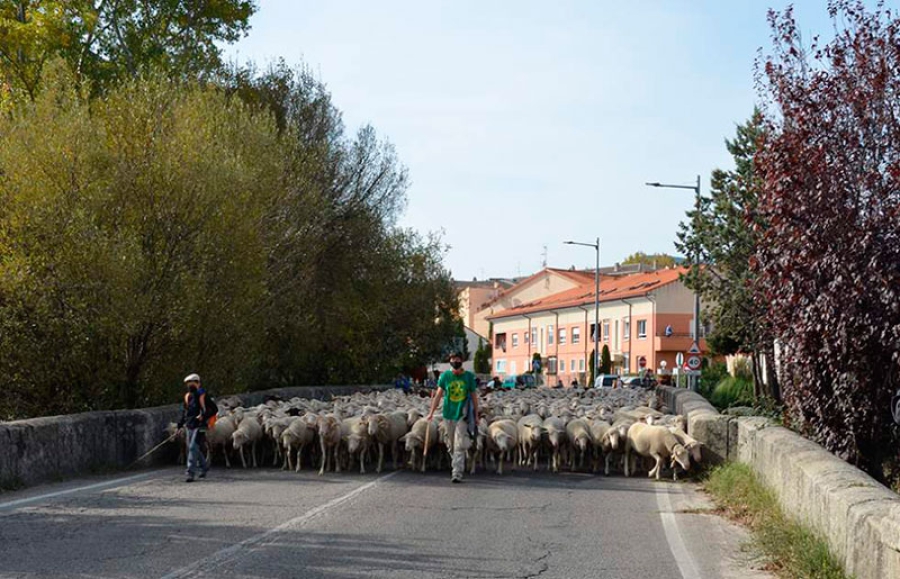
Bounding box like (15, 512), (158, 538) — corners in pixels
(160, 470), (401, 579)
(657, 483), (702, 579)
(0, 471), (160, 511)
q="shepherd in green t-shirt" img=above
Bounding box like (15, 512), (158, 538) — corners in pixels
(426, 351), (479, 483)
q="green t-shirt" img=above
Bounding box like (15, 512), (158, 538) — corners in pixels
(438, 370), (477, 421)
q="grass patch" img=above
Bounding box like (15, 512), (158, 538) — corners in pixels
(704, 462), (851, 579)
(710, 376), (755, 409)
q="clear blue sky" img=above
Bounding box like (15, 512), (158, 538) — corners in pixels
(224, 1), (841, 280)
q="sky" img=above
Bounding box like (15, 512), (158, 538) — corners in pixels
(223, 1), (841, 280)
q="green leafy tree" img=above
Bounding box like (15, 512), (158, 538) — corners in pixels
(0, 0), (255, 100)
(621, 252), (678, 268)
(600, 345), (611, 374)
(473, 338), (492, 374)
(676, 110), (780, 402)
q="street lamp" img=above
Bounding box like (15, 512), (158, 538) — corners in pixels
(564, 237), (600, 385)
(646, 175), (702, 390)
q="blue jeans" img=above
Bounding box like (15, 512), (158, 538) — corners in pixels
(185, 427), (208, 478)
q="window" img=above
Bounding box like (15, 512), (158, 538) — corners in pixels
(570, 359), (576, 372)
(548, 325), (555, 345)
(637, 320), (647, 339)
(496, 359), (507, 373)
(495, 332), (507, 352)
(512, 333), (519, 348)
(602, 322), (610, 342)
(559, 359), (565, 374)
(548, 357), (558, 374)
(572, 326), (581, 344)
(579, 358), (585, 371)
(624, 319), (631, 341)
(558, 327), (567, 345)
(524, 330), (529, 344)
(531, 328), (537, 346)
(510, 360), (517, 375)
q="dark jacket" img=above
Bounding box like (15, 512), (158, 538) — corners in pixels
(179, 388), (207, 429)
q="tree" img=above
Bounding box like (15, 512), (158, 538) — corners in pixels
(675, 111), (780, 401)
(621, 252), (678, 268)
(755, 1), (900, 478)
(0, 0), (256, 100)
(600, 345), (611, 374)
(473, 339), (492, 374)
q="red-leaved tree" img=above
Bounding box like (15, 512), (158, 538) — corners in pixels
(755, 0), (900, 478)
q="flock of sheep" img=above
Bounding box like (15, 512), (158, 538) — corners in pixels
(167, 387), (702, 481)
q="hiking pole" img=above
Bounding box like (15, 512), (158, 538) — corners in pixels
(423, 416), (432, 469)
(126, 431), (178, 470)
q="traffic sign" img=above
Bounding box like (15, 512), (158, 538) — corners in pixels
(675, 352), (684, 367)
(638, 356), (647, 369)
(687, 355), (702, 370)
(688, 342), (701, 355)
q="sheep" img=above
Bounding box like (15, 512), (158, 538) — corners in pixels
(402, 418), (438, 473)
(488, 419), (518, 474)
(206, 414), (237, 468)
(317, 414), (342, 475)
(281, 417), (315, 472)
(588, 419), (615, 475)
(667, 426), (703, 466)
(624, 422), (691, 481)
(165, 422), (186, 465)
(341, 416), (371, 474)
(565, 418), (592, 471)
(232, 414), (263, 468)
(364, 412), (407, 473)
(517, 415), (544, 470)
(542, 416), (567, 473)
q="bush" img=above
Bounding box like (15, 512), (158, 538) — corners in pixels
(710, 376), (754, 409)
(698, 360), (729, 400)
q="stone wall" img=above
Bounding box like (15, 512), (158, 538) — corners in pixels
(0, 384), (388, 489)
(658, 385), (900, 579)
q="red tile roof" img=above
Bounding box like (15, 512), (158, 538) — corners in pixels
(475, 268), (596, 313)
(486, 268), (686, 320)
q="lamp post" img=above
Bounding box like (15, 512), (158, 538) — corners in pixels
(564, 237), (600, 385)
(646, 175), (702, 390)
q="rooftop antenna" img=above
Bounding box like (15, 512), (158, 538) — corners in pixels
(541, 245), (548, 269)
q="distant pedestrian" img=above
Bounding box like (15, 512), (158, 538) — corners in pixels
(177, 373), (209, 483)
(571, 378), (579, 388)
(426, 352), (479, 483)
(665, 325), (673, 337)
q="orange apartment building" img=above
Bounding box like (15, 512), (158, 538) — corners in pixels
(485, 268), (707, 385)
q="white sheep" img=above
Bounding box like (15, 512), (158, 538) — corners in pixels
(317, 414), (342, 475)
(232, 414), (263, 468)
(281, 416), (315, 472)
(625, 422), (691, 480)
(542, 416), (567, 473)
(402, 417), (438, 473)
(565, 418), (592, 471)
(517, 414), (544, 470)
(341, 416), (371, 474)
(206, 414), (237, 468)
(488, 419), (518, 475)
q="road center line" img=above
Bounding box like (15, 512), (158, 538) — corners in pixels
(0, 471), (160, 511)
(160, 470), (401, 579)
(656, 482), (702, 579)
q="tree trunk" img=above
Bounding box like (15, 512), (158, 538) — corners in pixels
(763, 341), (781, 403)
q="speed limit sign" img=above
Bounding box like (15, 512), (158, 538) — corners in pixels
(687, 355), (702, 370)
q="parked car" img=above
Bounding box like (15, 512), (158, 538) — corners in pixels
(502, 374), (536, 389)
(593, 374), (621, 388)
(622, 374), (657, 389)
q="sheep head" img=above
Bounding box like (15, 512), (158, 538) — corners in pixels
(670, 444), (691, 472)
(686, 441), (702, 464)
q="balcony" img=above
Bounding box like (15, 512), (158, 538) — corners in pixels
(653, 331), (708, 353)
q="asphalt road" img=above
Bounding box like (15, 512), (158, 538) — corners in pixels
(0, 466), (771, 579)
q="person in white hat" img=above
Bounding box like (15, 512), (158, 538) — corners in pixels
(177, 373), (209, 482)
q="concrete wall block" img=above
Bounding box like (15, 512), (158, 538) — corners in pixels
(56, 412), (118, 476)
(8, 418), (61, 486)
(688, 414), (730, 463)
(735, 417), (769, 464)
(0, 426), (20, 488)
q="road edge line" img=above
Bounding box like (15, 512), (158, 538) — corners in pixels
(0, 471), (160, 511)
(656, 482), (702, 579)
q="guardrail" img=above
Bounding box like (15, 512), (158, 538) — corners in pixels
(0, 384), (388, 490)
(657, 385), (900, 579)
